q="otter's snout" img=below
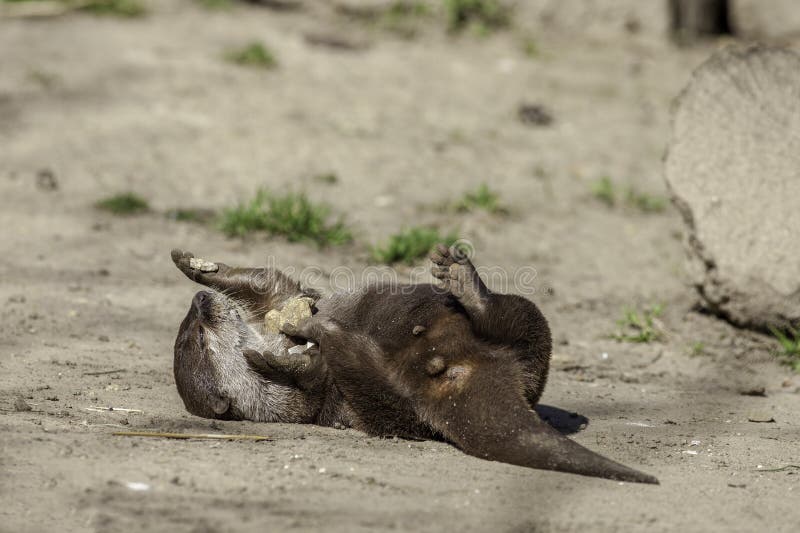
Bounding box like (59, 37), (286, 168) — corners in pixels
(193, 291), (212, 314)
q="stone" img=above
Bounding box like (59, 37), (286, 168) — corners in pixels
(665, 45), (800, 330)
(730, 0), (800, 41)
(188, 257), (218, 273)
(14, 396), (33, 412)
(747, 412), (775, 423)
(265, 297), (314, 334)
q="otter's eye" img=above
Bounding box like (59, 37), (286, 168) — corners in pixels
(198, 328), (205, 344)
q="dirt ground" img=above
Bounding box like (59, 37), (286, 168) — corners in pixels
(1, 1), (799, 532)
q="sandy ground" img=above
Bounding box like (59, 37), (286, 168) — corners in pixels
(1, 1), (799, 532)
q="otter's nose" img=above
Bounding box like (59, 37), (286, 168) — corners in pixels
(193, 291), (211, 313)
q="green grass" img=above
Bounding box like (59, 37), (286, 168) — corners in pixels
(591, 176), (616, 207)
(219, 189), (352, 246)
(371, 227), (457, 265)
(80, 0), (146, 17)
(195, 0), (232, 9)
(2, 0), (146, 16)
(591, 176), (667, 213)
(689, 341), (707, 357)
(625, 188), (667, 213)
(455, 183), (506, 214)
(225, 42), (277, 69)
(769, 326), (800, 372)
(95, 192), (150, 215)
(444, 0), (511, 33)
(614, 304), (664, 343)
(378, 1), (430, 37)
(521, 36), (539, 58)
(165, 208), (216, 224)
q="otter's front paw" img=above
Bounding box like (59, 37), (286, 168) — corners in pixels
(244, 348), (313, 377)
(280, 316), (337, 344)
(244, 347), (326, 391)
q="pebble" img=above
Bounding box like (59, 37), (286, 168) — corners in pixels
(747, 412), (775, 423)
(14, 397), (33, 412)
(188, 257), (218, 272)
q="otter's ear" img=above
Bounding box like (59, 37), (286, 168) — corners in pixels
(211, 395), (230, 415)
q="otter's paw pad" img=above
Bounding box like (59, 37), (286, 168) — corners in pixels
(432, 262), (473, 300)
(429, 243), (455, 268)
(430, 243), (474, 295)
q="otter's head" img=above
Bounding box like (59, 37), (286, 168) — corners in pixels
(174, 289), (287, 421)
(174, 290), (313, 422)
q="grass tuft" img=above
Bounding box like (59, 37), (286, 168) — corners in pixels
(614, 304), (664, 343)
(195, 0), (232, 9)
(689, 341), (707, 357)
(371, 227), (457, 264)
(444, 0), (511, 33)
(80, 0), (146, 17)
(768, 326), (800, 372)
(165, 208), (216, 224)
(3, 0), (146, 17)
(218, 189), (352, 246)
(225, 42), (277, 69)
(591, 176), (667, 213)
(95, 192), (150, 215)
(521, 35), (539, 58)
(378, 1), (430, 37)
(591, 176), (616, 207)
(455, 183), (506, 214)
(625, 188), (667, 213)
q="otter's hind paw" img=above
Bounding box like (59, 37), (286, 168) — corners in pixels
(429, 244), (488, 309)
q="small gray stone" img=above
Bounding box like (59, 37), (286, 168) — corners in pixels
(14, 396), (33, 412)
(747, 412), (775, 423)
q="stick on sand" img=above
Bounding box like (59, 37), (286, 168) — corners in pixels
(112, 431), (272, 442)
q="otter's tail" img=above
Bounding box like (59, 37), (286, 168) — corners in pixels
(458, 408), (658, 484)
(423, 362), (659, 484)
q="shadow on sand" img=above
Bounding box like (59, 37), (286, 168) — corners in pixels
(535, 404), (588, 435)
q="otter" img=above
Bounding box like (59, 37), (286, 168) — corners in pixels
(171, 246), (658, 484)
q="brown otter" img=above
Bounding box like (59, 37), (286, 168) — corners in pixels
(171, 246), (658, 484)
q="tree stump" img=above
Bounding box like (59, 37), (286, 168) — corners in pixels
(665, 45), (800, 330)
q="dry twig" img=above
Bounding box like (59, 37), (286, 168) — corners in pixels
(112, 431), (272, 441)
